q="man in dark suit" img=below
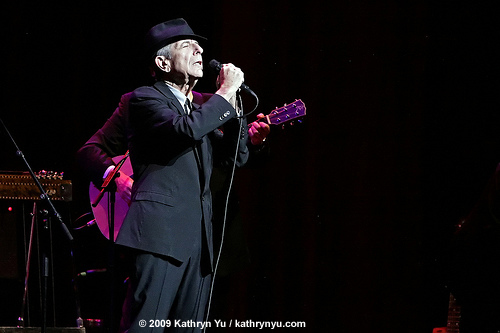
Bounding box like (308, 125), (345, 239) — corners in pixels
(78, 18), (269, 332)
(78, 90), (223, 205)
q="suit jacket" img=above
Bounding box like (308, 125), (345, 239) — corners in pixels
(77, 93), (131, 187)
(77, 91), (214, 187)
(114, 81), (249, 265)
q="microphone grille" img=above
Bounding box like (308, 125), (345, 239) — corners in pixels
(208, 59), (222, 71)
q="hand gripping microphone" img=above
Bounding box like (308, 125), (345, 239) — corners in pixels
(208, 59), (255, 95)
(208, 59), (259, 116)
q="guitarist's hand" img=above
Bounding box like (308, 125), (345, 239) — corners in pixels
(115, 172), (133, 206)
(249, 113), (271, 145)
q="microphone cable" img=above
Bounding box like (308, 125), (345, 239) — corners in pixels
(204, 94), (244, 331)
(72, 212), (96, 230)
(236, 89), (259, 119)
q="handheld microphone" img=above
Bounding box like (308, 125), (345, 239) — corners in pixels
(208, 59), (253, 94)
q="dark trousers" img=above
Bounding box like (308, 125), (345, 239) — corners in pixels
(120, 249), (212, 333)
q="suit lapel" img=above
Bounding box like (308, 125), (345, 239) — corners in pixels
(153, 81), (206, 187)
(191, 100), (206, 187)
(153, 81), (185, 116)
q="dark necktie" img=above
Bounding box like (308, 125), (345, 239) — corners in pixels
(184, 99), (192, 115)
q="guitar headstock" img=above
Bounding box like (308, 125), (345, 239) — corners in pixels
(264, 99), (306, 126)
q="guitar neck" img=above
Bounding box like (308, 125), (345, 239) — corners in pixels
(446, 293), (461, 333)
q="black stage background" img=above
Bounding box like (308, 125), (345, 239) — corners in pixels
(1, 1), (500, 332)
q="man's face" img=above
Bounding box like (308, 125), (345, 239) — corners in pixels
(169, 39), (204, 80)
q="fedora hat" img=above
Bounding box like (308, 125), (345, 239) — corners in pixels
(145, 18), (206, 57)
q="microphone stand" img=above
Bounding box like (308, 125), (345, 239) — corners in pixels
(0, 117), (73, 333)
(91, 151), (129, 333)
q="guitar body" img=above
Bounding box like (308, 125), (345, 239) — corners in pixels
(89, 155), (132, 241)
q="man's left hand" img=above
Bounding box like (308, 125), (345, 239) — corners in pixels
(248, 113), (271, 145)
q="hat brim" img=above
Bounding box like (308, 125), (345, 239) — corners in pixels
(149, 34), (207, 58)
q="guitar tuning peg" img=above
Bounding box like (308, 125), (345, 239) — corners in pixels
(298, 119), (303, 124)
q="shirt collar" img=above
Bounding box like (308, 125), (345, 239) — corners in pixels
(164, 82), (193, 106)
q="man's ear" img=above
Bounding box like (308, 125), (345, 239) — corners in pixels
(154, 56), (171, 73)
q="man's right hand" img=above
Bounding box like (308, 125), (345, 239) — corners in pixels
(215, 63), (244, 104)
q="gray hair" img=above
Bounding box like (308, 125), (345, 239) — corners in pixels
(156, 43), (173, 59)
(151, 43), (173, 79)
